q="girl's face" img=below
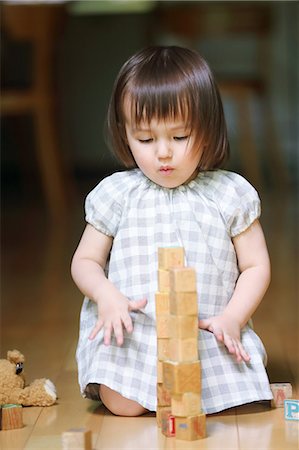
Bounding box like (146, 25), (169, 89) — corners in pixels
(124, 101), (203, 188)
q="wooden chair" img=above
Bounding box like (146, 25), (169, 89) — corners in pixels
(1, 3), (73, 221)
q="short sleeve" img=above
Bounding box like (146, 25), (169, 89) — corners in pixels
(208, 171), (261, 238)
(85, 174), (123, 237)
(223, 173), (261, 237)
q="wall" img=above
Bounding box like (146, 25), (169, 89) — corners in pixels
(58, 12), (151, 176)
(1, 1), (298, 186)
(58, 2), (298, 183)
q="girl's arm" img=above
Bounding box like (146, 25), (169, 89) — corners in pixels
(71, 224), (147, 346)
(198, 219), (271, 362)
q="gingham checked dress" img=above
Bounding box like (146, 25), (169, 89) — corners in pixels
(76, 168), (273, 413)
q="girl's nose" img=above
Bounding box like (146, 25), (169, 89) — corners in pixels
(156, 140), (172, 159)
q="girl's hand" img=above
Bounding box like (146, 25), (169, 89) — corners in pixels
(198, 314), (250, 363)
(89, 295), (147, 346)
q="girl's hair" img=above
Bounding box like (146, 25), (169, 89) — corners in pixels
(106, 46), (229, 169)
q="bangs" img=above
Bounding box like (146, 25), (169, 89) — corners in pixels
(121, 46), (200, 129)
(124, 81), (194, 128)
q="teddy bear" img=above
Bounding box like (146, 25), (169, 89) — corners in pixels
(0, 349), (57, 406)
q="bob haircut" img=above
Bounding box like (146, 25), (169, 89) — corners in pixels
(106, 46), (229, 170)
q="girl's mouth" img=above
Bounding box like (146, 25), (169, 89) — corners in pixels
(160, 166), (174, 175)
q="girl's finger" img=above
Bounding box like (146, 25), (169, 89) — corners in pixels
(198, 319), (210, 330)
(223, 333), (236, 355)
(113, 320), (124, 346)
(103, 322), (113, 346)
(89, 319), (104, 340)
(214, 328), (224, 343)
(121, 314), (133, 334)
(229, 339), (248, 363)
(128, 298), (147, 311)
(232, 341), (242, 362)
(237, 342), (251, 362)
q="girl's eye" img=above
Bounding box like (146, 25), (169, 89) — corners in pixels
(138, 138), (153, 143)
(174, 135), (189, 141)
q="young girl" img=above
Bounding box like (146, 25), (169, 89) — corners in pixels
(71, 46), (273, 417)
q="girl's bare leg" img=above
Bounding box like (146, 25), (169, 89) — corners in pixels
(99, 384), (148, 417)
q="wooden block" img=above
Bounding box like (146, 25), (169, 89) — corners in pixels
(155, 291), (170, 315)
(169, 267), (196, 292)
(169, 315), (198, 339)
(157, 338), (170, 361)
(156, 406), (170, 428)
(157, 360), (164, 383)
(161, 408), (176, 437)
(169, 338), (198, 362)
(171, 392), (202, 417)
(158, 247), (185, 270)
(157, 383), (171, 406)
(170, 291), (198, 316)
(284, 399), (299, 421)
(175, 413), (206, 440)
(62, 428), (92, 450)
(158, 269), (170, 292)
(156, 315), (171, 338)
(270, 383), (292, 408)
(0, 404), (23, 430)
(163, 360), (201, 394)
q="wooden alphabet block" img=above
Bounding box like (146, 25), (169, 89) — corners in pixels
(156, 405), (170, 427)
(163, 360), (201, 394)
(175, 413), (206, 440)
(155, 291), (170, 315)
(156, 315), (171, 338)
(284, 399), (299, 421)
(161, 408), (176, 437)
(158, 269), (170, 292)
(169, 267), (196, 292)
(270, 383), (292, 408)
(157, 383), (171, 406)
(169, 315), (198, 339)
(157, 360), (164, 383)
(0, 404), (23, 430)
(171, 392), (201, 417)
(158, 247), (185, 270)
(157, 338), (170, 361)
(169, 338), (198, 362)
(169, 291), (198, 316)
(62, 428), (92, 450)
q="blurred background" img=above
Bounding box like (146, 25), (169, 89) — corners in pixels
(1, 1), (298, 390)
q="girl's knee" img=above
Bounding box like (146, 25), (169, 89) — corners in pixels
(99, 385), (147, 417)
(108, 402), (146, 417)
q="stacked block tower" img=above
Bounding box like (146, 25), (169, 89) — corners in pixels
(155, 247), (206, 441)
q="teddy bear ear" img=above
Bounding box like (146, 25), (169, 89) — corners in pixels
(7, 349), (25, 364)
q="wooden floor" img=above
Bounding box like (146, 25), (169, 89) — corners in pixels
(1, 175), (298, 450)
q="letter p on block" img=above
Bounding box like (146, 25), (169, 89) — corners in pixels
(284, 400), (299, 421)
